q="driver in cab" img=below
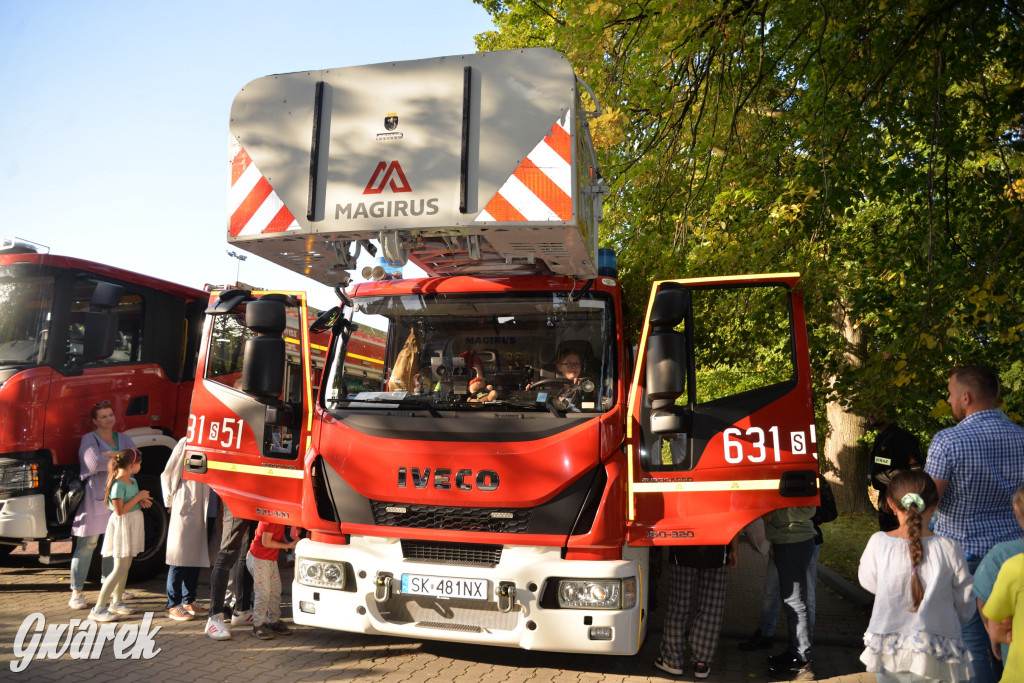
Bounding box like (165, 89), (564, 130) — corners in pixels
(556, 351), (583, 386)
(531, 349), (595, 411)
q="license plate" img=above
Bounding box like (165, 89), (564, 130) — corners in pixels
(400, 574), (488, 600)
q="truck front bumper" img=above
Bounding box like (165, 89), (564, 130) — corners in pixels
(0, 494), (46, 538)
(291, 537), (648, 655)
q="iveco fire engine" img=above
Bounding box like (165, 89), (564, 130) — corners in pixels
(184, 49), (820, 654)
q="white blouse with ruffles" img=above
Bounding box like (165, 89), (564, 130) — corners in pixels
(858, 531), (976, 681)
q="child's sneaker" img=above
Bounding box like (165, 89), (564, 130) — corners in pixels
(268, 620), (293, 636)
(121, 591), (135, 601)
(205, 614), (231, 640)
(167, 605), (193, 621)
(184, 603), (208, 617)
(68, 591), (87, 610)
(108, 601), (135, 616)
(231, 609), (253, 626)
(251, 623), (275, 640)
(88, 607), (118, 623)
(694, 661), (711, 679)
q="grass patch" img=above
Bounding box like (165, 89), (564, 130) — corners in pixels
(819, 510), (878, 587)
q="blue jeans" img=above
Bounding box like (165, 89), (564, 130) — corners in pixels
(759, 544), (819, 637)
(772, 538), (815, 662)
(964, 557), (999, 683)
(70, 534), (113, 592)
(166, 565), (201, 609)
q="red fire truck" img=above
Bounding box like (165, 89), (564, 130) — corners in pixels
(184, 49), (819, 654)
(0, 238), (208, 578)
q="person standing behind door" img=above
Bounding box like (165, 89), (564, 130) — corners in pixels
(69, 400), (135, 611)
(867, 413), (922, 531)
(925, 365), (1024, 683)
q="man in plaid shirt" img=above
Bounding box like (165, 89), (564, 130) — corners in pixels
(926, 365), (1024, 683)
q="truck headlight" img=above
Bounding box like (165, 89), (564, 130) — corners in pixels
(556, 577), (636, 609)
(297, 558), (346, 590)
(0, 461), (40, 495)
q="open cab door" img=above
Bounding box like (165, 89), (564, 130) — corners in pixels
(183, 289), (324, 526)
(626, 274), (819, 547)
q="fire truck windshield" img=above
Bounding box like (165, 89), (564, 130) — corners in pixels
(324, 291), (616, 413)
(0, 272), (54, 365)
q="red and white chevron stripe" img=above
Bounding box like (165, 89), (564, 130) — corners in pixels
(477, 110), (573, 223)
(228, 136), (299, 237)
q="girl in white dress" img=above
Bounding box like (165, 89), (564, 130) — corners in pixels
(859, 469), (975, 682)
(88, 449), (153, 623)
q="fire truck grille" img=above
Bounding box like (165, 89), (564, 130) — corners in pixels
(377, 596), (520, 632)
(370, 501), (532, 534)
(400, 540), (502, 567)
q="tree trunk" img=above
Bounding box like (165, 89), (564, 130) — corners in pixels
(823, 306), (873, 513)
(825, 398), (871, 512)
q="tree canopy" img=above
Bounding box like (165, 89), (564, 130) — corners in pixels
(474, 0), (1024, 508)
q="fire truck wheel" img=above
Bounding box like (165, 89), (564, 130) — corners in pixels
(125, 473), (169, 582)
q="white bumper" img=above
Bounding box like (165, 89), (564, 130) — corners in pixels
(0, 494), (47, 538)
(292, 537), (648, 655)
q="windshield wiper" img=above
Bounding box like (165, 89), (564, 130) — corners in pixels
(343, 394), (443, 418)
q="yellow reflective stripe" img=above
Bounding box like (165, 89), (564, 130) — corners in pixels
(650, 272), (800, 288)
(635, 561), (643, 646)
(627, 442), (636, 521)
(283, 335), (325, 355)
(632, 479), (782, 493)
(348, 352), (384, 365)
(206, 460), (304, 479)
(298, 298), (314, 435)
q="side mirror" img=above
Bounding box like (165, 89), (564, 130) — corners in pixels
(245, 298), (287, 335)
(241, 299), (287, 398)
(644, 287), (690, 435)
(81, 311), (118, 363)
(645, 333), (686, 409)
(242, 337), (285, 398)
(78, 281), (125, 363)
(310, 306), (344, 334)
(90, 281), (124, 309)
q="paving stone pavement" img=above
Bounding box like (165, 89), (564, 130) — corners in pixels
(0, 539), (874, 682)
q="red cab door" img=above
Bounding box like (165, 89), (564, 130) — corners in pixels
(183, 290), (320, 526)
(626, 274), (820, 547)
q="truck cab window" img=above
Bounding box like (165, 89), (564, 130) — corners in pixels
(650, 284), (798, 470)
(690, 286), (795, 404)
(205, 311), (251, 388)
(324, 291), (616, 413)
(68, 282), (145, 366)
(0, 274), (53, 364)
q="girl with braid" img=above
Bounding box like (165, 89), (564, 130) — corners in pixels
(858, 470), (975, 682)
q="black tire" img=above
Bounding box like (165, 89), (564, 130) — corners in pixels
(126, 473), (168, 582)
